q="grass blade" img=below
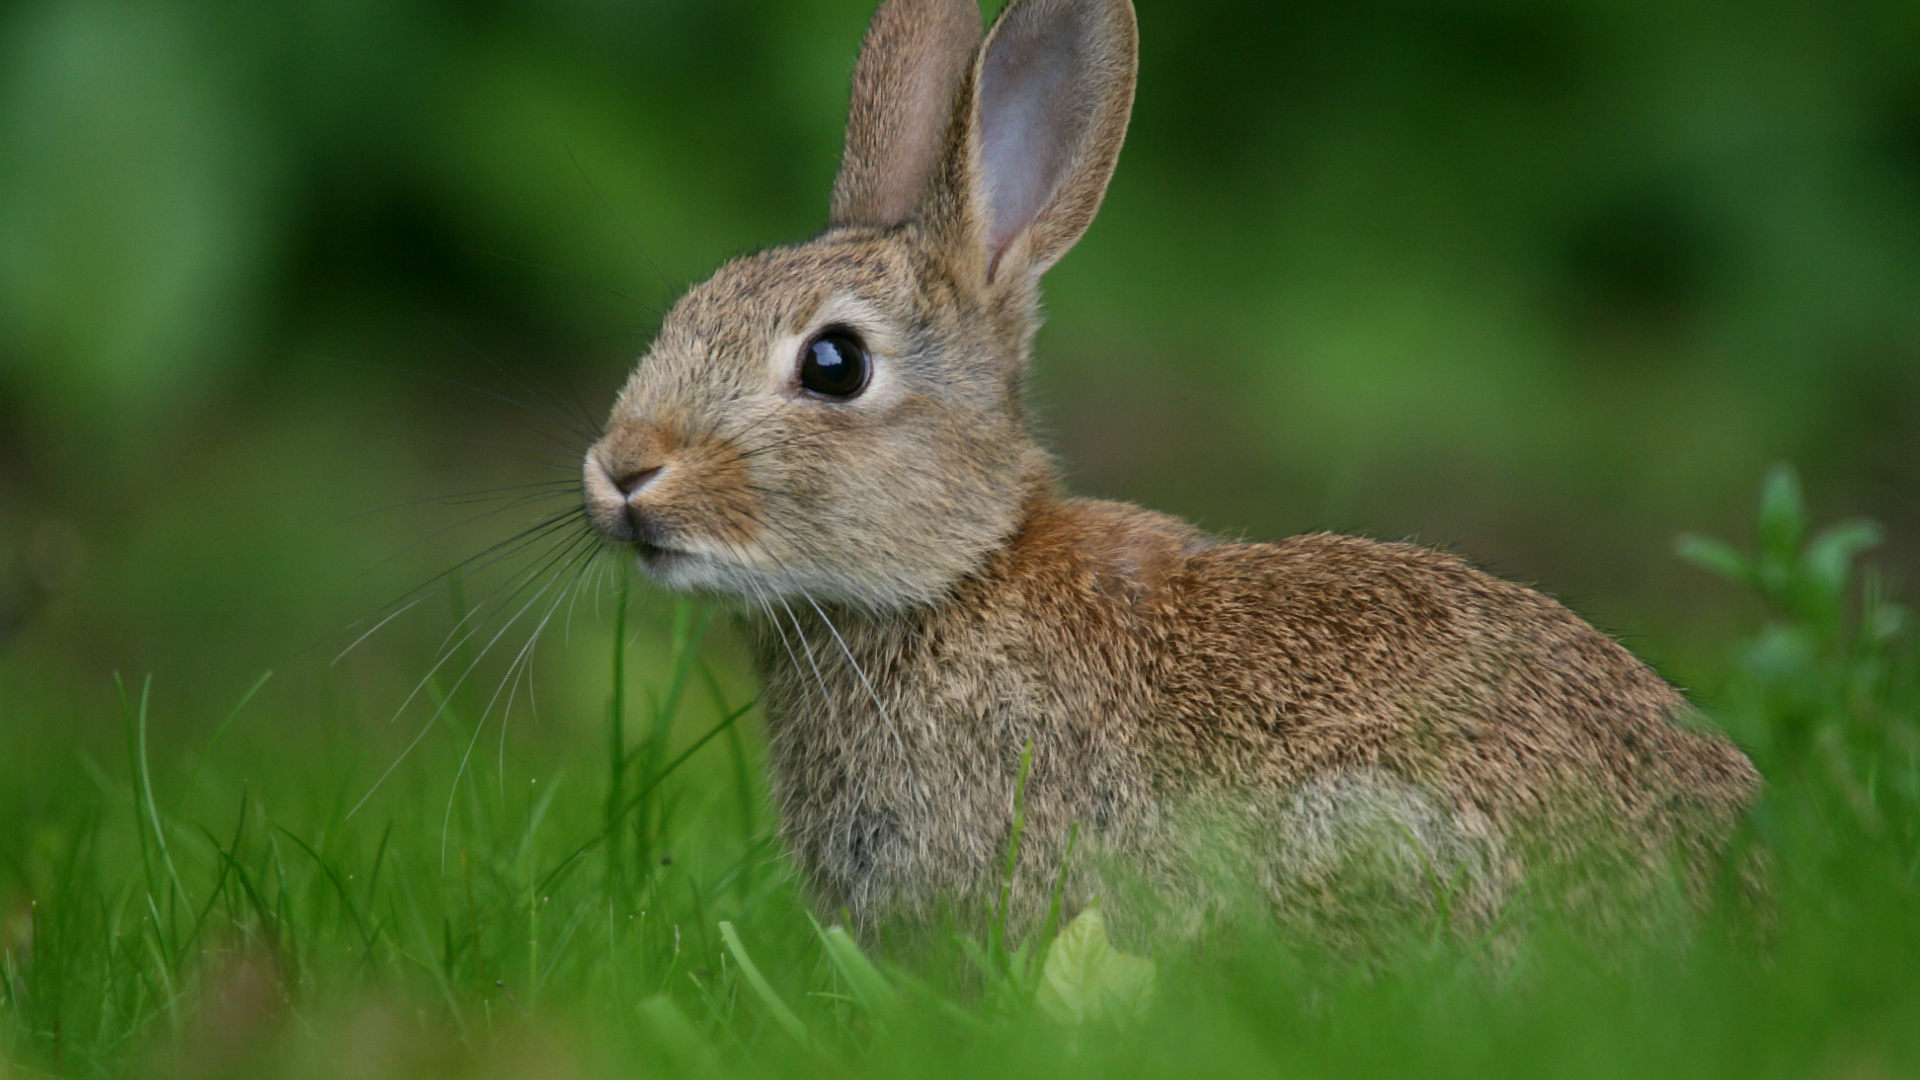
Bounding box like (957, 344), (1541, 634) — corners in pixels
(717, 920), (809, 1048)
(809, 915), (898, 1024)
(183, 669), (273, 793)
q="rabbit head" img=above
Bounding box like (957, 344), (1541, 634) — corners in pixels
(583, 0), (1138, 609)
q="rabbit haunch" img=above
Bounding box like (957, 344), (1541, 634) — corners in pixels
(582, 0), (1760, 942)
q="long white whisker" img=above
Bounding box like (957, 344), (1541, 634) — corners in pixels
(803, 594), (915, 785)
(350, 534), (594, 820)
(775, 595), (842, 733)
(332, 594), (431, 665)
(368, 515), (587, 716)
(751, 585), (809, 706)
(564, 545), (606, 646)
(442, 557), (583, 868)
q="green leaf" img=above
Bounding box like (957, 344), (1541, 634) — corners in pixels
(1865, 599), (1908, 645)
(1034, 901), (1157, 1027)
(1757, 464), (1807, 569)
(1675, 534), (1756, 586)
(1740, 623), (1819, 688)
(1800, 519), (1882, 600)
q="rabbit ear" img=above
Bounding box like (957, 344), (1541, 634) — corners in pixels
(831, 0), (984, 230)
(969, 0), (1137, 282)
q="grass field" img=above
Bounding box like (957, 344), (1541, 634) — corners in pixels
(2, 468), (1916, 1079)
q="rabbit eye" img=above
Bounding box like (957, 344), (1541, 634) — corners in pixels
(798, 328), (869, 399)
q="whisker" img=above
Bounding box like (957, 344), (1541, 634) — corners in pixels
(347, 480), (581, 522)
(442, 540), (599, 868)
(351, 529), (600, 820)
(351, 430), (585, 465)
(751, 588), (809, 704)
(417, 310), (606, 446)
(332, 507), (591, 664)
(465, 245), (661, 320)
(563, 141), (675, 300)
(306, 351), (598, 450)
(803, 595), (916, 786)
(732, 430), (841, 463)
(774, 595), (843, 740)
(393, 529), (586, 730)
(421, 519), (595, 703)
(564, 543), (614, 647)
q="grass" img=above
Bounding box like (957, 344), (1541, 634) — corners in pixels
(1, 466), (1917, 1079)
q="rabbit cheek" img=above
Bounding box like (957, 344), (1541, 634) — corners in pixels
(666, 436), (767, 558)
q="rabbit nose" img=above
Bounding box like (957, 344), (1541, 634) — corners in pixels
(613, 465), (662, 497)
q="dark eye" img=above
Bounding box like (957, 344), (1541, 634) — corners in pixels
(798, 328), (870, 399)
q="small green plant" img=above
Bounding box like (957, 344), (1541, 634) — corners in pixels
(1679, 463), (1916, 841)
(946, 739), (1119, 1025)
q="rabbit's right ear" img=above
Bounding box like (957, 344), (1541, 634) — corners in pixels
(831, 0), (984, 230)
(919, 0), (1138, 290)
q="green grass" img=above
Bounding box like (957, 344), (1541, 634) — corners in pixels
(2, 468), (1917, 1079)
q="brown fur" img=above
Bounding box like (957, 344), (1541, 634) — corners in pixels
(582, 0), (1761, 947)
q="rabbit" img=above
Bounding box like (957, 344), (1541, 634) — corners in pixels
(580, 0), (1761, 948)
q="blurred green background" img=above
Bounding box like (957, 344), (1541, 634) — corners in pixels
(1, 0), (1918, 728)
(1, 2), (1918, 1075)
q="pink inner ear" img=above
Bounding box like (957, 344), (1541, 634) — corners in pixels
(979, 19), (1084, 259)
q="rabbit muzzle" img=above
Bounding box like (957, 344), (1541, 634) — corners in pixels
(581, 416), (779, 594)
(582, 450), (667, 548)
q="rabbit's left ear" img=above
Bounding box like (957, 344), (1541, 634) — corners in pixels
(957, 0), (1138, 284)
(831, 0), (985, 230)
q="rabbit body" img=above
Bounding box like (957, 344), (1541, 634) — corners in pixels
(752, 495), (1756, 941)
(583, 0), (1760, 944)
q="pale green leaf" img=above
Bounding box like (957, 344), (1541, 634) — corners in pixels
(1675, 534), (1755, 585)
(1800, 519), (1882, 599)
(1035, 902), (1157, 1027)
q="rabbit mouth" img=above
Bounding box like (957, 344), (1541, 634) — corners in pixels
(633, 537), (679, 563)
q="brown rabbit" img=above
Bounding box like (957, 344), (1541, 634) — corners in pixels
(581, 0), (1760, 947)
